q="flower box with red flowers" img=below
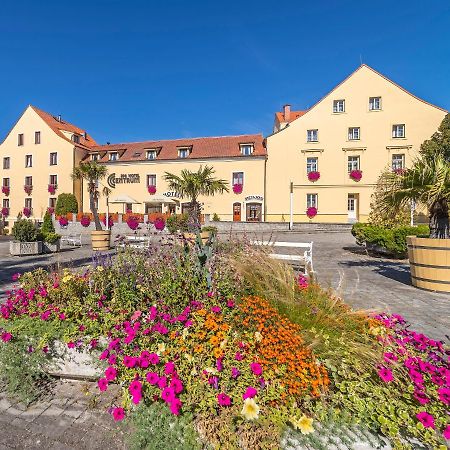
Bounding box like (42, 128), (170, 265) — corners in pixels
(232, 183), (243, 194)
(127, 217), (140, 231)
(22, 207), (32, 218)
(306, 206), (317, 218)
(349, 170), (362, 182)
(393, 168), (407, 176)
(58, 216), (69, 227)
(80, 215), (91, 227)
(24, 185), (33, 195)
(1, 186), (10, 196)
(48, 184), (57, 195)
(148, 185), (157, 195)
(1, 207), (9, 217)
(307, 171), (320, 182)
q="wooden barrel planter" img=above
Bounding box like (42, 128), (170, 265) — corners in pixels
(91, 230), (111, 251)
(407, 236), (450, 293)
(183, 231), (211, 244)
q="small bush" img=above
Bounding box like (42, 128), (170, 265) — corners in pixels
(166, 214), (189, 233)
(12, 218), (40, 242)
(41, 211), (55, 235)
(55, 193), (78, 215)
(201, 225), (218, 235)
(44, 232), (61, 244)
(211, 213), (220, 222)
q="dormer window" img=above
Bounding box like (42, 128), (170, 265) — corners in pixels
(109, 152), (119, 161)
(178, 148), (190, 159)
(146, 150), (157, 160)
(240, 144), (254, 156)
(91, 153), (100, 161)
(72, 134), (80, 144)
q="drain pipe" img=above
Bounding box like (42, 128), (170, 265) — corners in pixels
(289, 181), (293, 231)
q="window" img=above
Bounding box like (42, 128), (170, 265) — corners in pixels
(307, 129), (318, 142)
(306, 193), (318, 208)
(147, 174), (157, 187)
(392, 154), (405, 171)
(72, 134), (80, 144)
(91, 153), (100, 161)
(3, 199), (9, 209)
(109, 152), (118, 161)
(347, 156), (360, 172)
(3, 178), (10, 187)
(306, 157), (318, 173)
(240, 144), (254, 156)
(333, 100), (345, 113)
(25, 198), (32, 210)
(369, 97), (381, 111)
(392, 124), (405, 138)
(232, 172), (244, 185)
(49, 198), (56, 208)
(50, 152), (58, 165)
(49, 174), (58, 186)
(178, 148), (189, 158)
(18, 134), (24, 146)
(25, 176), (33, 186)
(146, 150), (157, 160)
(35, 131), (41, 144)
(25, 155), (33, 168)
(348, 127), (360, 140)
(3, 157), (10, 169)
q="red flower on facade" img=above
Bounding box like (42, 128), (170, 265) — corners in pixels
(349, 170), (362, 182)
(1, 186), (10, 196)
(48, 184), (57, 194)
(307, 171), (320, 182)
(1, 207), (9, 217)
(306, 207), (317, 218)
(23, 207), (31, 218)
(232, 183), (243, 194)
(148, 185), (157, 195)
(24, 185), (33, 195)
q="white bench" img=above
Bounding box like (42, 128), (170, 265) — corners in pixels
(61, 234), (82, 247)
(251, 240), (314, 273)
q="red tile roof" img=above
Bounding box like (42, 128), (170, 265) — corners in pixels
(87, 134), (266, 162)
(31, 105), (97, 148)
(274, 110), (307, 124)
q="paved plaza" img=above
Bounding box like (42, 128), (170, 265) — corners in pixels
(0, 230), (448, 449)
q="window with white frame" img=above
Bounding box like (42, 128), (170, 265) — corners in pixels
(392, 154), (405, 170)
(306, 193), (318, 208)
(35, 131), (41, 144)
(72, 134), (80, 144)
(147, 174), (157, 187)
(49, 174), (58, 186)
(369, 97), (381, 110)
(333, 99), (345, 113)
(109, 152), (119, 161)
(178, 148), (189, 158)
(3, 178), (10, 187)
(348, 127), (360, 140)
(307, 129), (318, 142)
(18, 134), (24, 146)
(347, 156), (360, 172)
(91, 153), (100, 161)
(25, 176), (33, 186)
(25, 155), (33, 167)
(49, 198), (56, 208)
(3, 199), (9, 209)
(232, 172), (244, 185)
(3, 157), (10, 169)
(392, 124), (405, 138)
(306, 157), (318, 173)
(50, 152), (58, 165)
(146, 150), (157, 160)
(25, 198), (32, 209)
(240, 144), (254, 156)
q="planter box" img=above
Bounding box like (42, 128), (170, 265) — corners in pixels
(43, 239), (61, 253)
(91, 230), (111, 251)
(10, 241), (43, 256)
(407, 236), (450, 293)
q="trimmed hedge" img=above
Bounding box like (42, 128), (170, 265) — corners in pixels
(55, 193), (78, 216)
(166, 214), (189, 233)
(351, 223), (429, 258)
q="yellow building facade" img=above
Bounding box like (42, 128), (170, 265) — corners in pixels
(266, 65), (447, 223)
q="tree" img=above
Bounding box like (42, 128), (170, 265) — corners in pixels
(41, 211), (55, 235)
(378, 115), (450, 238)
(164, 166), (228, 230)
(55, 193), (78, 215)
(71, 162), (108, 231)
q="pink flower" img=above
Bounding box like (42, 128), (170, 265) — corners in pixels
(157, 376), (167, 389)
(146, 372), (159, 385)
(112, 407), (125, 421)
(216, 358), (223, 372)
(12, 273), (21, 281)
(243, 387), (257, 400)
(99, 349), (109, 360)
(413, 391), (429, 405)
(129, 380), (142, 399)
(98, 378), (108, 392)
(383, 352), (398, 363)
(437, 387), (450, 405)
(217, 393), (231, 406)
(378, 367), (393, 383)
(161, 387), (176, 403)
(443, 425), (450, 440)
(105, 367), (117, 381)
(1, 332), (12, 342)
(132, 392), (142, 405)
(170, 377), (183, 394)
(211, 306), (221, 314)
(235, 352), (244, 361)
(164, 361), (175, 375)
(227, 299), (235, 308)
(123, 355), (137, 368)
(131, 310), (142, 321)
(250, 362), (262, 376)
(170, 398), (182, 415)
(67, 341), (75, 349)
(231, 367), (240, 379)
(148, 353), (159, 364)
(416, 411), (435, 429)
(108, 354), (117, 365)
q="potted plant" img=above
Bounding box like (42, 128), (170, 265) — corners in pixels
(48, 184), (57, 195)
(349, 169), (363, 182)
(306, 206), (318, 219)
(24, 185), (33, 195)
(164, 165), (228, 239)
(41, 211), (61, 253)
(307, 171), (320, 182)
(72, 162), (110, 251)
(1, 186), (10, 196)
(10, 216), (43, 256)
(379, 114), (450, 292)
(148, 185), (157, 195)
(232, 183), (243, 194)
(23, 207), (32, 218)
(80, 215), (91, 228)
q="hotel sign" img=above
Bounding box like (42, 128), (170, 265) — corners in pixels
(163, 191), (181, 198)
(107, 173), (140, 189)
(245, 195), (264, 202)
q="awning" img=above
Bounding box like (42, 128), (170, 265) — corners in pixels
(145, 195), (177, 204)
(109, 195), (141, 204)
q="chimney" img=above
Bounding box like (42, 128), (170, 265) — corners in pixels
(83, 131), (87, 139)
(57, 114), (62, 122)
(283, 104), (291, 122)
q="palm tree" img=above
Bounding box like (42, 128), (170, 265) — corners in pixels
(378, 153), (449, 238)
(72, 162), (108, 231)
(164, 165), (229, 230)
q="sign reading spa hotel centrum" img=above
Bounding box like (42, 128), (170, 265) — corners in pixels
(107, 173), (141, 189)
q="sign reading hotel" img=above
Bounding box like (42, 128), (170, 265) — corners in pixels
(107, 173), (140, 189)
(245, 195), (263, 202)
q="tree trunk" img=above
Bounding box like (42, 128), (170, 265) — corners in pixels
(90, 193), (102, 231)
(186, 200), (201, 232)
(429, 198), (449, 239)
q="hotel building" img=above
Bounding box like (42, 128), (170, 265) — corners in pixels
(0, 65), (446, 225)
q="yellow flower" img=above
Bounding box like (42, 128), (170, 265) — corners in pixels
(184, 353), (193, 363)
(254, 331), (263, 342)
(292, 415), (314, 435)
(97, 266), (104, 272)
(182, 328), (189, 340)
(204, 367), (218, 374)
(241, 398), (260, 421)
(62, 274), (73, 283)
(157, 343), (166, 355)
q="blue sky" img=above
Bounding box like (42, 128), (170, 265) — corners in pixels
(1, 0), (449, 144)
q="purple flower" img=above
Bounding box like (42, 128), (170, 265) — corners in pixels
(164, 361), (175, 375)
(161, 387), (176, 403)
(98, 378), (108, 392)
(437, 387), (450, 405)
(146, 372), (159, 385)
(250, 362), (262, 376)
(208, 376), (219, 389)
(170, 377), (183, 394)
(235, 352), (244, 361)
(378, 367), (394, 383)
(157, 376), (167, 389)
(217, 393), (231, 406)
(443, 425), (450, 440)
(242, 386), (257, 400)
(123, 355), (137, 368)
(231, 367), (240, 379)
(105, 366), (117, 381)
(216, 358), (223, 372)
(148, 353), (159, 364)
(413, 390), (429, 405)
(211, 306), (221, 314)
(383, 352), (398, 363)
(416, 411), (435, 429)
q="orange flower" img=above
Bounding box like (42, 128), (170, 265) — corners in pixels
(209, 335), (220, 346)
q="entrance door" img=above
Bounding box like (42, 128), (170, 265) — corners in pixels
(347, 194), (358, 223)
(246, 203), (262, 222)
(233, 203), (241, 222)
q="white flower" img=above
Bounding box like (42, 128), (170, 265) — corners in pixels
(241, 398), (260, 421)
(182, 328), (189, 340)
(204, 367), (218, 374)
(157, 343), (166, 355)
(184, 353), (193, 363)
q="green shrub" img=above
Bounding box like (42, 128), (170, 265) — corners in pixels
(166, 214), (189, 233)
(211, 213), (220, 222)
(41, 211), (55, 235)
(12, 218), (40, 242)
(43, 232), (61, 244)
(55, 193), (78, 215)
(201, 225), (218, 235)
